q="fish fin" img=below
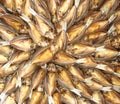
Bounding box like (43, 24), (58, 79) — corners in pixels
(108, 14), (116, 23)
(20, 14), (31, 23)
(0, 92), (7, 104)
(76, 58), (86, 64)
(16, 76), (22, 88)
(95, 64), (107, 70)
(75, 0), (80, 8)
(2, 62), (11, 70)
(83, 77), (93, 83)
(90, 97), (100, 103)
(107, 25), (116, 35)
(114, 72), (120, 77)
(113, 85), (120, 92)
(0, 41), (10, 46)
(95, 45), (105, 52)
(29, 8), (37, 16)
(85, 18), (93, 27)
(71, 88), (82, 97)
(48, 96), (54, 104)
(101, 87), (112, 91)
(62, 21), (67, 31)
(29, 88), (33, 99)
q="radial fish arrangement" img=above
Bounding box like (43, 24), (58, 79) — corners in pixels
(0, 0), (120, 104)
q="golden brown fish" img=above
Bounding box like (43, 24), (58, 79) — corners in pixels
(53, 91), (61, 104)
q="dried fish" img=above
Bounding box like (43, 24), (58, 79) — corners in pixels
(0, 14), (27, 33)
(53, 91), (61, 104)
(16, 84), (31, 104)
(10, 35), (36, 51)
(103, 91), (120, 104)
(61, 89), (77, 104)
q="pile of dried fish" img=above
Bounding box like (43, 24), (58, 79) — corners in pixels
(0, 0), (120, 104)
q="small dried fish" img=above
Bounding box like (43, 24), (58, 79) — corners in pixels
(100, 0), (119, 16)
(66, 43), (96, 57)
(34, 0), (51, 20)
(47, 0), (57, 22)
(86, 15), (116, 34)
(87, 69), (112, 86)
(76, 0), (90, 22)
(0, 14), (27, 33)
(67, 19), (92, 43)
(94, 47), (120, 61)
(74, 81), (92, 99)
(16, 62), (38, 87)
(61, 88), (77, 104)
(16, 84), (31, 104)
(22, 0), (33, 18)
(53, 91), (61, 104)
(103, 91), (120, 104)
(0, 75), (17, 104)
(45, 71), (56, 104)
(85, 79), (112, 91)
(92, 91), (105, 104)
(21, 15), (48, 47)
(57, 0), (73, 20)
(10, 35), (36, 51)
(57, 66), (82, 96)
(28, 90), (43, 104)
(29, 8), (55, 39)
(54, 51), (86, 65)
(0, 23), (18, 41)
(68, 65), (92, 82)
(81, 32), (108, 45)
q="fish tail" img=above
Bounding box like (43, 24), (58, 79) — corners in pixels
(0, 41), (10, 46)
(90, 97), (100, 103)
(85, 18), (93, 28)
(101, 86), (112, 91)
(20, 14), (31, 23)
(95, 45), (105, 52)
(71, 88), (82, 97)
(0, 92), (7, 104)
(107, 25), (116, 35)
(113, 85), (120, 93)
(108, 14), (116, 23)
(95, 64), (107, 71)
(48, 95), (54, 104)
(114, 72), (120, 77)
(83, 77), (93, 83)
(29, 8), (37, 16)
(76, 58), (86, 64)
(16, 76), (22, 88)
(2, 61), (11, 70)
(75, 0), (80, 8)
